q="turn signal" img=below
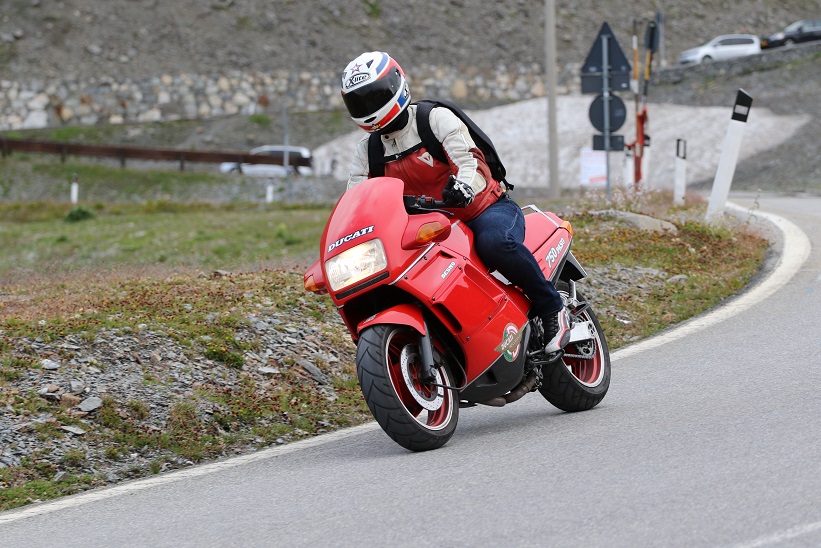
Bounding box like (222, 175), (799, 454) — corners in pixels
(416, 221), (448, 245)
(304, 274), (327, 294)
(561, 220), (574, 237)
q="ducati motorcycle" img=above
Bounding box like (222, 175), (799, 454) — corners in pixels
(304, 177), (610, 451)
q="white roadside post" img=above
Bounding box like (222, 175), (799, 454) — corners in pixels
(705, 89), (753, 221)
(673, 138), (687, 206)
(265, 180), (274, 204)
(70, 173), (79, 204)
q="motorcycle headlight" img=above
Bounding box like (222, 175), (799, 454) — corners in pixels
(325, 239), (387, 292)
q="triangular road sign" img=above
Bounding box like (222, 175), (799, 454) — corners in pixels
(581, 22), (631, 75)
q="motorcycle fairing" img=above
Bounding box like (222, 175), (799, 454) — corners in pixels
(458, 323), (532, 402)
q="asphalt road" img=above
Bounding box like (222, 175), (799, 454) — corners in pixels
(1, 194), (819, 547)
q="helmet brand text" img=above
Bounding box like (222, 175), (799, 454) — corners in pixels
(345, 73), (370, 89)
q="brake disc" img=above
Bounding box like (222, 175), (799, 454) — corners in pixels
(400, 345), (445, 411)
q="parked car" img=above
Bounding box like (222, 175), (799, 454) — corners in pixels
(678, 34), (761, 65)
(761, 19), (821, 49)
(219, 145), (314, 177)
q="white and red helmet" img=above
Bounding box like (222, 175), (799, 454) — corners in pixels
(341, 51), (411, 133)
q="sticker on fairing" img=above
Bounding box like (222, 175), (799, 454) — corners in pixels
(546, 237), (566, 268)
(494, 322), (526, 362)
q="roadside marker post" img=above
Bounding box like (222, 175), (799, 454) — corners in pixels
(674, 139), (687, 206)
(70, 173), (79, 204)
(706, 90), (753, 221)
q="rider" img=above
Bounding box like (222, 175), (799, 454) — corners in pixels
(340, 51), (570, 353)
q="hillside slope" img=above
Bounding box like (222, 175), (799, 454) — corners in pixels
(2, 0), (819, 193)
(2, 0), (818, 81)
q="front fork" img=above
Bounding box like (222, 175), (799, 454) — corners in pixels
(418, 326), (437, 384)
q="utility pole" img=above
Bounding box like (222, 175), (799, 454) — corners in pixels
(545, 0), (560, 198)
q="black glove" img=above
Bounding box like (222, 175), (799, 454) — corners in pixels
(442, 175), (475, 207)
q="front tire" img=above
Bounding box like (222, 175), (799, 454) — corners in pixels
(356, 324), (458, 451)
(539, 282), (611, 412)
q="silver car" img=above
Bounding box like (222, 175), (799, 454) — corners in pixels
(219, 145), (314, 177)
(678, 34), (761, 65)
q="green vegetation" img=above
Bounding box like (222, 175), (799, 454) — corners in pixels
(249, 114), (272, 126)
(364, 1), (382, 18)
(571, 210), (767, 345)
(0, 186), (769, 511)
(0, 200), (328, 273)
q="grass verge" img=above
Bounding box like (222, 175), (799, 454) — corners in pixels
(0, 192), (769, 511)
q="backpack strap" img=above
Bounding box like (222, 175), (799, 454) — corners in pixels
(416, 99), (513, 189)
(413, 100), (448, 166)
(367, 133), (385, 178)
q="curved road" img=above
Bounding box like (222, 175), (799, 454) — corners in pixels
(1, 194), (819, 547)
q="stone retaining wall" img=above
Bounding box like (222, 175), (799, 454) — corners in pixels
(0, 63), (563, 131)
(2, 42), (817, 131)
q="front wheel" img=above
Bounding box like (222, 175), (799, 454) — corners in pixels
(539, 282), (611, 411)
(356, 324), (458, 451)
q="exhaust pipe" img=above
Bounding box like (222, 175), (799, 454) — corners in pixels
(478, 370), (539, 407)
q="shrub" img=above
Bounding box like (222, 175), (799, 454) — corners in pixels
(64, 206), (94, 223)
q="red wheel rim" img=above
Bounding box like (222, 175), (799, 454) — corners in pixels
(384, 328), (454, 429)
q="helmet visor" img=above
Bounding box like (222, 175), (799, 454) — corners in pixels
(342, 68), (403, 119)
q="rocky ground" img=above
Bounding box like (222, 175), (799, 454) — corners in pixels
(1, 299), (358, 484)
(0, 261), (693, 484)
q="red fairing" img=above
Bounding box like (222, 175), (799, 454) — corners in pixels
(316, 177), (574, 386)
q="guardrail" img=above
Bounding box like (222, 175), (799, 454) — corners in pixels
(0, 138), (312, 171)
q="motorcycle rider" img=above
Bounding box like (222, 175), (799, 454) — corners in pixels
(341, 51), (570, 353)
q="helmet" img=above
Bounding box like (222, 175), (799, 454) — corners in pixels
(341, 51), (411, 133)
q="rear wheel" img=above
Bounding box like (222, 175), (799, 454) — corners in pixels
(356, 324), (458, 451)
(539, 282), (611, 412)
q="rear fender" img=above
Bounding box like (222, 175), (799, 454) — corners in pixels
(556, 251), (587, 283)
(356, 303), (427, 336)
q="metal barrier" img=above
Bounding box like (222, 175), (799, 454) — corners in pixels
(0, 138), (312, 171)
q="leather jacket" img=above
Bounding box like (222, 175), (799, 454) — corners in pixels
(346, 104), (504, 222)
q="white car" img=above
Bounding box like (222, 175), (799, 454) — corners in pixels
(219, 145), (314, 177)
(678, 34), (761, 65)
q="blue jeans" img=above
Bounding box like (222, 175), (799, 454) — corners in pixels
(467, 196), (564, 319)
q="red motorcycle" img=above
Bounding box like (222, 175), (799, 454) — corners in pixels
(304, 177), (610, 451)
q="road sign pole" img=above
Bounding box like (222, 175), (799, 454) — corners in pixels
(602, 35), (611, 200)
(545, 0), (560, 198)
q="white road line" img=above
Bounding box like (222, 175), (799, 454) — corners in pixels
(0, 207), (811, 525)
(729, 520), (821, 547)
(611, 205), (811, 362)
(0, 422), (380, 524)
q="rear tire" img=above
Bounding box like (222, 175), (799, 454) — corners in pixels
(356, 324), (458, 451)
(539, 282), (611, 412)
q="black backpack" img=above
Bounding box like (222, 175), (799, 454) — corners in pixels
(367, 99), (511, 188)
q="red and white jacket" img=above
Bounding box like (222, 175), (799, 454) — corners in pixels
(346, 105), (505, 222)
